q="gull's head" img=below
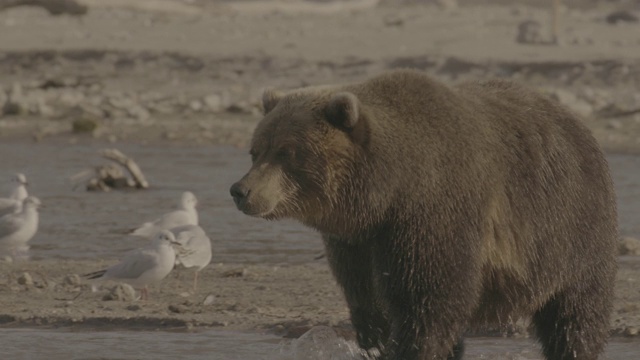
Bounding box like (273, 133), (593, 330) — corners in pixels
(180, 191), (198, 210)
(154, 229), (178, 245)
(12, 173), (28, 186)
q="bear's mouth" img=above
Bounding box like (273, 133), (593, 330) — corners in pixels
(240, 206), (276, 219)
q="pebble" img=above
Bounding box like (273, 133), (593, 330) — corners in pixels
(202, 294), (216, 306)
(17, 272), (33, 286)
(625, 326), (639, 337)
(619, 237), (640, 256)
(203, 94), (224, 112)
(102, 284), (137, 301)
(63, 274), (82, 287)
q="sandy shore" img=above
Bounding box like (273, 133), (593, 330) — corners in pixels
(0, 0), (639, 343)
(0, 256), (639, 340)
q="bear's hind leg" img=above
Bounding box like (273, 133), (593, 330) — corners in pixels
(532, 272), (614, 360)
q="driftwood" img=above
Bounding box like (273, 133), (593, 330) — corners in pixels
(100, 149), (150, 189)
(0, 0), (88, 16)
(70, 148), (150, 192)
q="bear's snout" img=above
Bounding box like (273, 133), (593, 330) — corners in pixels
(230, 182), (250, 207)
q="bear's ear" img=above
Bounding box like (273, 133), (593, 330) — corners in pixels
(323, 92), (360, 130)
(262, 88), (284, 115)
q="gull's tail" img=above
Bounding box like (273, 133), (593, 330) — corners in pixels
(83, 269), (107, 280)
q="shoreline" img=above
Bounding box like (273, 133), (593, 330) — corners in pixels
(0, 257), (639, 340)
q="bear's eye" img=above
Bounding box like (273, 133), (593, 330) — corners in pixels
(249, 149), (258, 162)
(275, 147), (294, 161)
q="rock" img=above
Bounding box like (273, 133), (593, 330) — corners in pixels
(188, 99), (203, 112)
(625, 326), (639, 337)
(126, 305), (141, 311)
(203, 94), (224, 113)
(72, 118), (98, 134)
(516, 20), (544, 45)
(0, 85), (6, 111)
(168, 304), (190, 314)
(57, 90), (85, 108)
(226, 102), (253, 114)
(202, 294), (216, 306)
(607, 120), (623, 130)
(222, 268), (248, 278)
(578, 88), (610, 110)
(606, 11), (639, 25)
(3, 83), (28, 116)
(383, 16), (404, 27)
(127, 105), (150, 122)
(39, 76), (80, 89)
(102, 284), (137, 301)
(619, 237), (640, 256)
(17, 272), (33, 286)
(548, 89), (593, 117)
(63, 274), (81, 286)
(436, 0), (457, 11)
(34, 97), (55, 118)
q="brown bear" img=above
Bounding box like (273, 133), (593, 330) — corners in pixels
(229, 69), (618, 360)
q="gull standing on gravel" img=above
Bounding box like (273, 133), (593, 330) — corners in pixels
(83, 230), (179, 300)
(0, 196), (41, 260)
(170, 224), (212, 291)
(130, 191), (199, 238)
(0, 173), (29, 217)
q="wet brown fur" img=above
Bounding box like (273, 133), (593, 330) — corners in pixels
(232, 69), (618, 360)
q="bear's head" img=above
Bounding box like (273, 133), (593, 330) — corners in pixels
(229, 88), (370, 229)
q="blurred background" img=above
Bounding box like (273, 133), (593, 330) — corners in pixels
(0, 0), (639, 149)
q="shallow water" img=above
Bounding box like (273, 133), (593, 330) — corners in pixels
(0, 327), (638, 360)
(1, 140), (322, 264)
(0, 140), (639, 263)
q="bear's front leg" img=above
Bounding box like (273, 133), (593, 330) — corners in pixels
(322, 235), (390, 353)
(372, 233), (480, 360)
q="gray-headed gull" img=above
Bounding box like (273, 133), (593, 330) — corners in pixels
(84, 230), (179, 300)
(0, 196), (40, 260)
(0, 173), (28, 217)
(130, 191), (198, 238)
(170, 224), (212, 291)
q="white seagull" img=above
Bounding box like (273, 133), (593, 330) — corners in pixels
(0, 173), (29, 217)
(130, 191), (199, 238)
(0, 196), (41, 260)
(170, 224), (212, 291)
(83, 230), (179, 300)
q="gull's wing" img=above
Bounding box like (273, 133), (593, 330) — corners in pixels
(155, 210), (193, 229)
(0, 213), (23, 238)
(0, 198), (19, 217)
(131, 210), (192, 238)
(104, 248), (159, 280)
(172, 225), (212, 269)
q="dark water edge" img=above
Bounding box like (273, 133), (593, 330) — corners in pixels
(0, 327), (638, 360)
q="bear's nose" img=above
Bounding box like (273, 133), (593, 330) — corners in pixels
(230, 182), (250, 201)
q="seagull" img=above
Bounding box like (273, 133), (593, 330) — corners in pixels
(130, 191), (199, 238)
(83, 230), (179, 300)
(0, 196), (40, 260)
(170, 224), (212, 292)
(0, 173), (29, 217)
